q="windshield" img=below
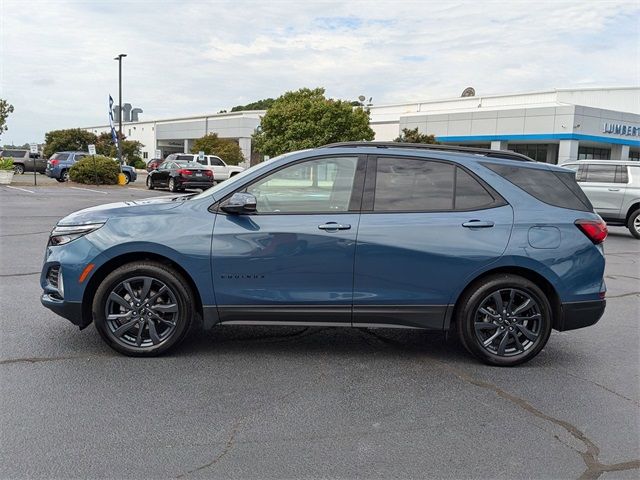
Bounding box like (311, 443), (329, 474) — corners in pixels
(190, 153), (293, 201)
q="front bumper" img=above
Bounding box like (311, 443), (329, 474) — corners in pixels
(41, 294), (85, 328)
(555, 300), (606, 331)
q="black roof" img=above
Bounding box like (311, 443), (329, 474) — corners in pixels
(322, 141), (534, 162)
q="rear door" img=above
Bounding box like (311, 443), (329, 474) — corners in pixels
(577, 164), (627, 220)
(352, 155), (513, 329)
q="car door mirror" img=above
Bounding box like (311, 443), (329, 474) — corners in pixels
(221, 192), (257, 214)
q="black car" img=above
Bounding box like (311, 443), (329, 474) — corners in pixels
(146, 160), (213, 192)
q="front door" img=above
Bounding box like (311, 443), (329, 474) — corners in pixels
(353, 156), (514, 329)
(211, 155), (364, 324)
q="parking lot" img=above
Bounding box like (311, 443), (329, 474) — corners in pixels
(0, 184), (638, 479)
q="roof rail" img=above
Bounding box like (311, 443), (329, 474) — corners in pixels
(322, 141), (535, 162)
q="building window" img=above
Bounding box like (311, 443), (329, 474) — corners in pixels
(509, 144), (549, 162)
(143, 152), (148, 159)
(128, 128), (131, 136)
(629, 150), (640, 161)
(578, 147), (610, 160)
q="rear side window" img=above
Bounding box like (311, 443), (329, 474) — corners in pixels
(483, 163), (592, 212)
(1, 150), (27, 158)
(51, 153), (70, 161)
(454, 168), (497, 210)
(577, 164), (628, 184)
(374, 158), (455, 211)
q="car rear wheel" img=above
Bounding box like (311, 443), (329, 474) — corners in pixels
(456, 274), (552, 366)
(146, 175), (154, 190)
(169, 177), (177, 192)
(58, 170), (69, 182)
(628, 209), (640, 239)
(14, 164), (25, 174)
(92, 262), (195, 356)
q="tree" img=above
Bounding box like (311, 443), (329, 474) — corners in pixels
(253, 87), (374, 157)
(230, 98), (276, 112)
(94, 132), (143, 165)
(191, 133), (244, 165)
(394, 127), (438, 144)
(43, 129), (97, 158)
(0, 99), (14, 140)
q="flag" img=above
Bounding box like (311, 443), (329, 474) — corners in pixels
(108, 95), (119, 149)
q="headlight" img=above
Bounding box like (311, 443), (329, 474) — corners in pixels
(49, 223), (104, 246)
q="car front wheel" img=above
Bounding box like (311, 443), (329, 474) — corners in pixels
(456, 274), (552, 366)
(123, 172), (131, 185)
(168, 177), (177, 192)
(92, 262), (195, 356)
(628, 209), (640, 239)
(146, 175), (154, 189)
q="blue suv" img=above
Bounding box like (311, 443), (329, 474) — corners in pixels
(40, 143), (607, 366)
(46, 151), (137, 184)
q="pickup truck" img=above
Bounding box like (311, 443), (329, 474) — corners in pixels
(45, 151), (137, 184)
(0, 149), (46, 174)
(165, 153), (244, 182)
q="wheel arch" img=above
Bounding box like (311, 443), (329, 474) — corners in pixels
(81, 252), (204, 328)
(625, 202), (640, 224)
(449, 265), (562, 331)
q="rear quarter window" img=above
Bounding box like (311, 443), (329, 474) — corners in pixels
(483, 163), (593, 212)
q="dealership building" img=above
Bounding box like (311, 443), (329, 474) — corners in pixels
(84, 86), (639, 165)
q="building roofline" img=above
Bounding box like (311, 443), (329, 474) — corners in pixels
(83, 109), (266, 130)
(370, 86), (639, 110)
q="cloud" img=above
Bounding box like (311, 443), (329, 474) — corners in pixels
(1, 0), (638, 143)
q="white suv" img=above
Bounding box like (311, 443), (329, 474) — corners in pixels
(166, 153), (244, 182)
(562, 160), (640, 239)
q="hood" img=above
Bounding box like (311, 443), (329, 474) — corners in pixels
(57, 196), (186, 225)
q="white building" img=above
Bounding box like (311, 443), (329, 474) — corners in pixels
(83, 86), (639, 165)
(369, 86), (640, 164)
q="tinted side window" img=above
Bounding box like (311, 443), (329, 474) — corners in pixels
(584, 165), (616, 183)
(483, 163), (592, 212)
(209, 156), (225, 166)
(52, 153), (70, 161)
(176, 155), (193, 161)
(374, 158), (454, 211)
(454, 167), (496, 210)
(614, 166), (628, 184)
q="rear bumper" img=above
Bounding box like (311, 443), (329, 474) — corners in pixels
(178, 180), (214, 188)
(555, 300), (606, 331)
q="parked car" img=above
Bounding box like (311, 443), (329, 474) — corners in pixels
(146, 160), (213, 192)
(561, 160), (640, 239)
(146, 158), (163, 172)
(165, 153), (244, 181)
(46, 151), (137, 184)
(0, 149), (46, 174)
(41, 142), (607, 366)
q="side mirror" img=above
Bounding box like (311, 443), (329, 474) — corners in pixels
(221, 192), (257, 214)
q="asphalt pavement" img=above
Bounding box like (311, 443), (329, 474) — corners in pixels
(0, 183), (638, 479)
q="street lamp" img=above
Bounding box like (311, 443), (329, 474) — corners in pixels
(114, 53), (127, 166)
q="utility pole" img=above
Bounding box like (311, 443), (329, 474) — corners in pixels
(114, 53), (127, 169)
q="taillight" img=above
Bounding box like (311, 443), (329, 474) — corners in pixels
(177, 169), (192, 175)
(50, 159), (59, 166)
(204, 170), (213, 177)
(575, 219), (608, 244)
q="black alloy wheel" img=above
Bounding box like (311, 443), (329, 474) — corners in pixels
(93, 262), (194, 356)
(456, 274), (552, 366)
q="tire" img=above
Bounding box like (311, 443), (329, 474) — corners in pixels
(92, 261), (195, 356)
(456, 274), (552, 366)
(146, 175), (154, 190)
(14, 164), (25, 174)
(168, 177), (177, 192)
(123, 172), (131, 185)
(627, 209), (640, 239)
(58, 170), (69, 182)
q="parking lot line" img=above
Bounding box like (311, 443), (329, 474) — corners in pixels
(69, 186), (108, 195)
(4, 185), (35, 194)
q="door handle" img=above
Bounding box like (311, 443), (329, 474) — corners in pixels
(318, 222), (351, 231)
(462, 220), (495, 228)
(608, 188), (620, 191)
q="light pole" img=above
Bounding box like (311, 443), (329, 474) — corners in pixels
(114, 53), (127, 167)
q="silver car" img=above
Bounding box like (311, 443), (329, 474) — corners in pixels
(562, 160), (640, 239)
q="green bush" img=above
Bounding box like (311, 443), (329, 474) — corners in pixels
(69, 155), (119, 185)
(0, 157), (14, 170)
(127, 156), (145, 169)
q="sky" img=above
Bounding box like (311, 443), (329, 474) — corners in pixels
(1, 0), (639, 144)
